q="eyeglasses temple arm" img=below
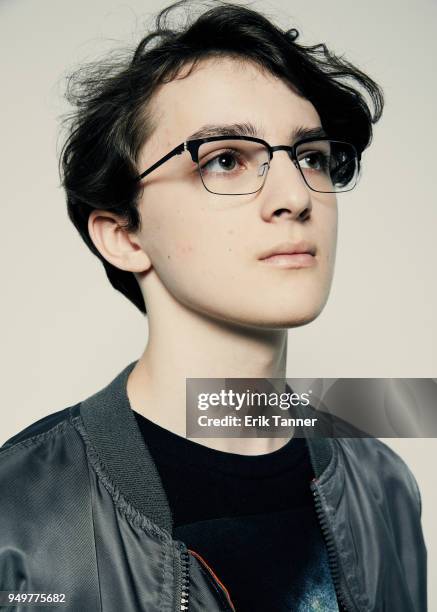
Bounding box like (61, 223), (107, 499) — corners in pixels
(135, 142), (186, 182)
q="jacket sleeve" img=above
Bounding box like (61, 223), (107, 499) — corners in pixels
(374, 439), (427, 612)
(0, 417), (100, 608)
(401, 458), (427, 611)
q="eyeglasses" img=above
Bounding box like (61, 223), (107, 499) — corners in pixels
(134, 135), (360, 195)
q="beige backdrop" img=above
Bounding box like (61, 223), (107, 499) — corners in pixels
(1, 0), (436, 608)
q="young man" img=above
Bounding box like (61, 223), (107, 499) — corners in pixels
(0, 1), (427, 611)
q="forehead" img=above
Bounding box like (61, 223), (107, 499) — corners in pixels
(145, 57), (321, 153)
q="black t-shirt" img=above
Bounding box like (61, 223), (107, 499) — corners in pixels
(133, 411), (340, 612)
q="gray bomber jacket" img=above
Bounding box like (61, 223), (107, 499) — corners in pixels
(0, 360), (427, 611)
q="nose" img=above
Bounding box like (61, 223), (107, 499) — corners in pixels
(258, 150), (312, 222)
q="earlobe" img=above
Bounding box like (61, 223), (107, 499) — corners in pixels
(87, 210), (152, 273)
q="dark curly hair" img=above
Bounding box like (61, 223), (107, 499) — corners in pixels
(59, 0), (384, 316)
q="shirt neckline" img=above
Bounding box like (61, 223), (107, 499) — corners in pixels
(133, 409), (309, 478)
(78, 358), (334, 535)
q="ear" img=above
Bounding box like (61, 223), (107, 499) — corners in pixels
(87, 210), (152, 273)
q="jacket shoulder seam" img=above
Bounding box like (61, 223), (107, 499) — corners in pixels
(0, 419), (71, 458)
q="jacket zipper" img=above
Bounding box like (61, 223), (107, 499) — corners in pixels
(173, 542), (190, 611)
(178, 546), (190, 611)
(310, 477), (353, 612)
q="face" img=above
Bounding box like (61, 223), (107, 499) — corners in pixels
(134, 57), (338, 330)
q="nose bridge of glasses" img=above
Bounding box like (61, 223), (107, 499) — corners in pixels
(267, 144), (301, 178)
(259, 144), (312, 198)
(270, 144), (296, 162)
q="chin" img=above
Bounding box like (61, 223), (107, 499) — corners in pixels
(188, 291), (329, 331)
(264, 312), (322, 330)
(262, 290), (327, 321)
(263, 298), (327, 329)
(219, 303), (325, 331)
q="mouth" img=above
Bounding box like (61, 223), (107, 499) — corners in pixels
(258, 240), (317, 269)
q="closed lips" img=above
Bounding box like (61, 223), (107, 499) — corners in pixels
(258, 241), (316, 260)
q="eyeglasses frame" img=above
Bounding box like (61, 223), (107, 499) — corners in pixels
(134, 134), (361, 195)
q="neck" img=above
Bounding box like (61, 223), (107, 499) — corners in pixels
(127, 302), (290, 454)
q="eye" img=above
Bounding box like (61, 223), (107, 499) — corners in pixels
(298, 151), (330, 172)
(200, 149), (246, 175)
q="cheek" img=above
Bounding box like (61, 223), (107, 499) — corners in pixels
(139, 191), (199, 259)
(145, 211), (237, 283)
(175, 243), (195, 256)
(324, 225), (337, 267)
(319, 198), (337, 266)
(155, 236), (199, 272)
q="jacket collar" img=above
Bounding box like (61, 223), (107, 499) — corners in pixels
(79, 360), (334, 535)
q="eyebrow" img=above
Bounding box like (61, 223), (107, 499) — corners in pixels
(185, 121), (328, 143)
